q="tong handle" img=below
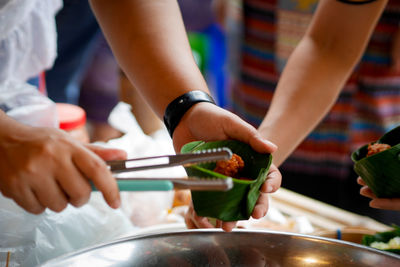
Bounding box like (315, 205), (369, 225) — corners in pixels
(116, 180), (173, 191)
(91, 180), (173, 191)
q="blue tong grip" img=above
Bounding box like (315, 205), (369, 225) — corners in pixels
(91, 180), (174, 191)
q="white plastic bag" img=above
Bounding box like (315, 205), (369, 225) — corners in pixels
(104, 102), (187, 227)
(0, 0), (62, 83)
(0, 80), (58, 127)
(0, 193), (136, 267)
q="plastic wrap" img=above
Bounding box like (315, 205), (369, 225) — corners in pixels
(0, 194), (135, 267)
(104, 102), (186, 227)
(0, 0), (62, 83)
(0, 80), (58, 127)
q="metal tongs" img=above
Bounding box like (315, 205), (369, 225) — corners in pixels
(100, 148), (234, 192)
(107, 147), (232, 173)
(110, 177), (234, 192)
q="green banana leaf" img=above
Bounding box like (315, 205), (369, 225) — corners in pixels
(181, 140), (272, 221)
(362, 225), (400, 255)
(351, 125), (400, 198)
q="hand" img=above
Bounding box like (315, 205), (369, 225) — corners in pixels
(0, 124), (126, 214)
(172, 102), (277, 154)
(185, 163), (281, 232)
(358, 177), (400, 210)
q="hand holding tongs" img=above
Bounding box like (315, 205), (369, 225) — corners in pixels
(96, 148), (234, 192)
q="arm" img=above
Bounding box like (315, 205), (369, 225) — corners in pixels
(88, 0), (207, 117)
(258, 0), (387, 166)
(89, 0), (280, 231)
(390, 27), (400, 73)
(89, 0), (277, 152)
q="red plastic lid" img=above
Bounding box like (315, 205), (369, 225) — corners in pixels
(56, 103), (86, 130)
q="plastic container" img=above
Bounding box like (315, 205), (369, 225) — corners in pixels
(56, 103), (89, 143)
(312, 227), (377, 244)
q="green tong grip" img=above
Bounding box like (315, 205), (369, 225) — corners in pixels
(92, 180), (174, 191)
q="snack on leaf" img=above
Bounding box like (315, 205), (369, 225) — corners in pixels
(367, 143), (391, 157)
(213, 153), (244, 178)
(181, 140), (272, 221)
(351, 125), (400, 198)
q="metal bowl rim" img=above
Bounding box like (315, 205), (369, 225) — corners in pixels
(40, 228), (400, 266)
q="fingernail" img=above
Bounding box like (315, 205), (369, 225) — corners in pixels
(267, 185), (273, 193)
(111, 198), (121, 209)
(265, 140), (277, 150)
(109, 152), (127, 161)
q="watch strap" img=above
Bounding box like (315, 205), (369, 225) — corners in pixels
(163, 90), (216, 137)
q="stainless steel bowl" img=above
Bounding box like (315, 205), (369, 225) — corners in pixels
(41, 229), (400, 266)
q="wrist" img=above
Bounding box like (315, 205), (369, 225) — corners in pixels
(0, 111), (26, 140)
(163, 90), (216, 137)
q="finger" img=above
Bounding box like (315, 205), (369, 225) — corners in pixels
(29, 172), (70, 212)
(370, 199), (400, 210)
(260, 165), (281, 193)
(215, 219), (235, 230)
(73, 147), (120, 209)
(222, 115), (277, 153)
(187, 203), (215, 228)
(56, 163), (92, 208)
(9, 185), (46, 214)
(252, 192), (269, 219)
(357, 177), (366, 186)
(85, 144), (127, 161)
(193, 215), (215, 229)
(222, 221), (237, 232)
(184, 211), (197, 229)
(185, 204), (199, 229)
(360, 186), (376, 199)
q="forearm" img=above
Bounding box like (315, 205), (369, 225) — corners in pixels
(258, 39), (354, 166)
(258, 0), (387, 166)
(89, 0), (209, 118)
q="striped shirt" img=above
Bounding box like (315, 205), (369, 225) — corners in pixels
(230, 0), (400, 179)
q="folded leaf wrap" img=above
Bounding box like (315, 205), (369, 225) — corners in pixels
(352, 125), (400, 198)
(181, 140), (272, 221)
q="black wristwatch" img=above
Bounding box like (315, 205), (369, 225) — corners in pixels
(163, 90), (216, 137)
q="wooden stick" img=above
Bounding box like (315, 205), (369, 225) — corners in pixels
(6, 251), (10, 267)
(270, 188), (391, 232)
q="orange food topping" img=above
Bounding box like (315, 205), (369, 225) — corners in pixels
(367, 143), (391, 157)
(213, 153), (244, 177)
